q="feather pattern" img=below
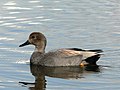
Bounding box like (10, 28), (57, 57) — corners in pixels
(19, 32), (103, 66)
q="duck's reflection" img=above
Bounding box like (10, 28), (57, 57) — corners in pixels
(19, 64), (100, 90)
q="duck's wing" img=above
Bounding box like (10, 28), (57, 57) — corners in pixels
(55, 48), (103, 65)
(56, 48), (101, 58)
(45, 48), (103, 66)
(55, 49), (83, 58)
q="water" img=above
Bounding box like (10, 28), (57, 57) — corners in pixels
(0, 0), (120, 90)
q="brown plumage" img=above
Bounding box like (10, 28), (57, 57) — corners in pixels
(19, 32), (103, 66)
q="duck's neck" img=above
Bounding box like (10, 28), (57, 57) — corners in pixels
(35, 46), (45, 53)
(35, 43), (46, 53)
(34, 39), (47, 53)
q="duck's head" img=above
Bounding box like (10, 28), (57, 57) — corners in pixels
(19, 32), (47, 52)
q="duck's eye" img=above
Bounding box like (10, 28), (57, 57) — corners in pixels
(31, 36), (35, 39)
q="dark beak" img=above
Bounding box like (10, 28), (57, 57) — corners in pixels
(19, 40), (31, 47)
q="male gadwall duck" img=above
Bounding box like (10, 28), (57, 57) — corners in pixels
(19, 32), (103, 66)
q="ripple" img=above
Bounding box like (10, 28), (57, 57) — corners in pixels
(51, 8), (63, 11)
(0, 37), (14, 41)
(113, 32), (120, 34)
(29, 1), (40, 3)
(0, 16), (16, 19)
(35, 16), (44, 19)
(40, 19), (52, 21)
(0, 86), (5, 88)
(0, 23), (14, 26)
(15, 18), (30, 21)
(35, 5), (44, 8)
(16, 60), (29, 64)
(3, 6), (32, 10)
(0, 48), (32, 54)
(54, 1), (60, 3)
(9, 12), (21, 14)
(8, 25), (25, 29)
(4, 1), (16, 6)
(0, 21), (4, 23)
(28, 22), (42, 25)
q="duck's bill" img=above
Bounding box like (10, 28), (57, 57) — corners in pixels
(19, 40), (30, 47)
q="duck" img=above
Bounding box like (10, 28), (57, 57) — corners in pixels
(19, 32), (103, 66)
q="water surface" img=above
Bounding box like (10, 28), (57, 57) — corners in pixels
(0, 0), (120, 90)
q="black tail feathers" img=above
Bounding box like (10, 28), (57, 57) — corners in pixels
(87, 49), (103, 53)
(68, 48), (103, 53)
(84, 54), (101, 65)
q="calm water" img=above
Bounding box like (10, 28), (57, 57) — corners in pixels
(0, 0), (120, 90)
